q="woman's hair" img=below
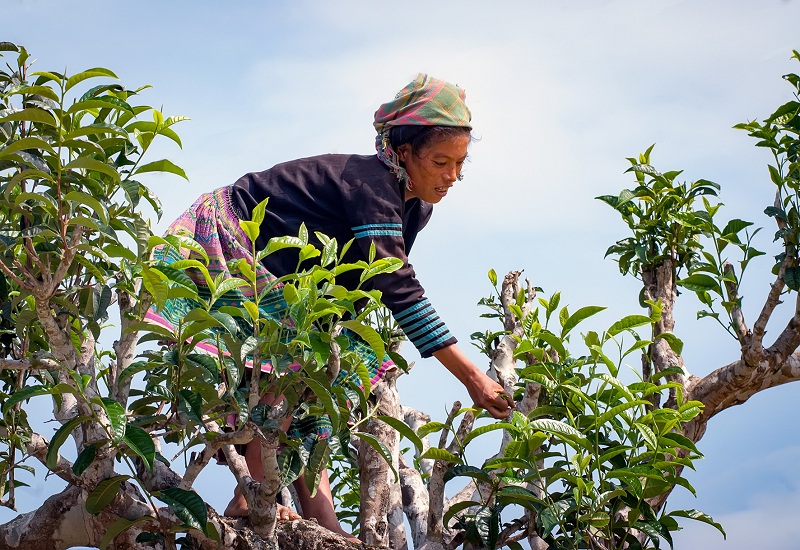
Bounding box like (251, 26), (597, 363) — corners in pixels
(388, 125), (472, 155)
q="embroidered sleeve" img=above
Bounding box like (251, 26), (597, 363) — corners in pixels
(347, 182), (456, 357)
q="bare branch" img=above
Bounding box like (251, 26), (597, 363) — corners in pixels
(427, 403), (474, 547)
(26, 432), (81, 486)
(687, 350), (800, 437)
(751, 252), (792, 352)
(762, 291), (800, 363)
(112, 289), (145, 403)
(359, 367), (403, 548)
(501, 271), (522, 332)
(49, 225), (83, 295)
(400, 454), (430, 549)
(722, 262), (749, 344)
(0, 356), (61, 371)
(23, 237), (49, 288)
(403, 405), (433, 476)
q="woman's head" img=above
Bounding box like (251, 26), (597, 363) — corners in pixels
(388, 125), (472, 157)
(374, 74), (472, 189)
(394, 128), (470, 204)
(373, 74), (472, 135)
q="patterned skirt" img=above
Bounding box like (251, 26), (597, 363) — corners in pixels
(145, 187), (393, 438)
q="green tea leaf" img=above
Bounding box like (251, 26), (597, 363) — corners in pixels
(340, 320), (385, 368)
(418, 447), (462, 464)
(134, 159), (188, 180)
(678, 273), (720, 293)
(65, 68), (118, 92)
(46, 416), (91, 469)
(159, 487), (208, 531)
(667, 509), (726, 537)
(99, 397), (127, 443)
(72, 443), (99, 476)
(0, 108), (57, 126)
(64, 157), (120, 182)
(86, 475), (130, 514)
(561, 306), (606, 338)
(64, 190), (110, 224)
(100, 516), (155, 549)
(376, 414), (423, 453)
(461, 422), (516, 447)
(607, 314), (653, 337)
(0, 136), (56, 157)
(123, 425), (156, 471)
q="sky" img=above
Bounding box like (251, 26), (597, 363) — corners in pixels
(4, 0), (800, 548)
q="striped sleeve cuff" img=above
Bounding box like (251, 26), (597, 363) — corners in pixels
(352, 222), (403, 239)
(394, 298), (456, 357)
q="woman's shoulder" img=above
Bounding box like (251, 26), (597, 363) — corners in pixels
(273, 153), (381, 171)
(340, 154), (396, 187)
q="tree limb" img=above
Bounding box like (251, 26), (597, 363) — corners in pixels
(751, 251), (792, 353)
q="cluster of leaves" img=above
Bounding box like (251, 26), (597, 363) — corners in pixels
(0, 42), (188, 516)
(445, 279), (722, 549)
(0, 41), (413, 546)
(134, 199), (404, 511)
(599, 147), (764, 338)
(597, 145), (722, 280)
(734, 50), (800, 289)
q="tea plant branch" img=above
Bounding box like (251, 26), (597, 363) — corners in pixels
(399, 454), (429, 549)
(25, 431), (82, 486)
(359, 366), (402, 547)
(0, 356), (61, 371)
(403, 405), (433, 475)
(751, 251), (791, 350)
(111, 289), (146, 403)
(254, 430), (282, 537)
(0, 254), (35, 290)
(490, 271), (535, 397)
(181, 419), (257, 489)
(22, 237), (47, 284)
(688, 349), (800, 424)
(722, 262), (749, 344)
(767, 294), (800, 362)
(427, 402), (474, 547)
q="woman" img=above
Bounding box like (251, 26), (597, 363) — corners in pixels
(147, 74), (513, 537)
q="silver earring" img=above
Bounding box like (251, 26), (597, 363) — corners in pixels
(457, 173), (464, 181)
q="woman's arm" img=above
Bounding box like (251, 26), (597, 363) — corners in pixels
(432, 344), (514, 419)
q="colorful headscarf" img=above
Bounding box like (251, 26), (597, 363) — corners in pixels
(374, 74), (472, 185)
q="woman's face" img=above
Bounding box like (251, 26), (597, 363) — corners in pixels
(397, 134), (470, 204)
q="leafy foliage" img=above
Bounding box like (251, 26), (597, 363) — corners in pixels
(457, 279), (722, 549)
(3, 41), (800, 550)
(0, 42), (410, 547)
(735, 50), (800, 289)
(0, 42), (188, 514)
(600, 146), (765, 338)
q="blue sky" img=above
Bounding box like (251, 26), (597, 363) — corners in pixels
(5, 0), (800, 547)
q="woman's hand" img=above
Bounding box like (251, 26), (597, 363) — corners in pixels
(432, 344), (514, 419)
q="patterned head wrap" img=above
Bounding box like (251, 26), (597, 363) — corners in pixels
(374, 74), (472, 185)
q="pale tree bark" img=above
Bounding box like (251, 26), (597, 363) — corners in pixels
(639, 209), (800, 514)
(481, 272), (548, 550)
(0, 293), (366, 550)
(358, 367), (402, 548)
(0, 483), (371, 550)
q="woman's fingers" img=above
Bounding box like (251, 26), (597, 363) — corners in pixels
(472, 380), (514, 419)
